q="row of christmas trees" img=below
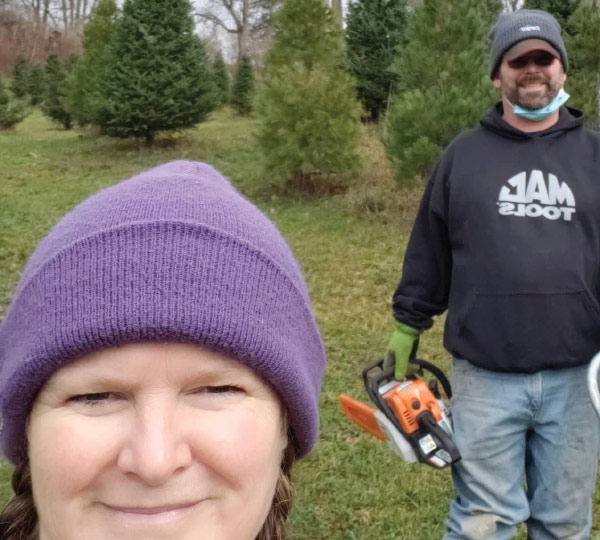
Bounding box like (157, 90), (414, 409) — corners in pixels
(2, 49), (255, 128)
(0, 0), (361, 183)
(0, 0), (256, 140)
(2, 0), (599, 184)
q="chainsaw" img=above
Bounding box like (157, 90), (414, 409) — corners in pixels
(339, 357), (461, 469)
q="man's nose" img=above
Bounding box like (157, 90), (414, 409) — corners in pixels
(522, 58), (542, 70)
(117, 401), (192, 485)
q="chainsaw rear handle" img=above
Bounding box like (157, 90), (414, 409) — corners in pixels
(587, 350), (600, 420)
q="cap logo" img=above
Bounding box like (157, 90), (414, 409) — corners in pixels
(520, 25), (541, 32)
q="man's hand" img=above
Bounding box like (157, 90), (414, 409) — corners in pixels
(384, 322), (420, 380)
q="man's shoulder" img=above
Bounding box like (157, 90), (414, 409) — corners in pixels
(439, 126), (489, 164)
(448, 126), (487, 148)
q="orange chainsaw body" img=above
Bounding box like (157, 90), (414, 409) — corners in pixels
(383, 379), (443, 434)
(339, 358), (460, 469)
(339, 379), (443, 438)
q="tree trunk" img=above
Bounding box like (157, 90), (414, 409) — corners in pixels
(237, 30), (246, 62)
(502, 0), (523, 11)
(61, 0), (68, 31)
(42, 0), (50, 26)
(238, 0), (249, 63)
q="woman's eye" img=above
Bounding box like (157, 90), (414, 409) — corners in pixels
(205, 385), (244, 395)
(68, 392), (112, 406)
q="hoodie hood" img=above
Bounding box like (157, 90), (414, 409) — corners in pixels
(480, 102), (584, 141)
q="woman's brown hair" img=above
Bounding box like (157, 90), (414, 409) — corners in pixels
(257, 443), (296, 540)
(0, 458), (38, 540)
(0, 443), (296, 540)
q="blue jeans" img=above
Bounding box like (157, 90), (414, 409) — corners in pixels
(442, 359), (600, 540)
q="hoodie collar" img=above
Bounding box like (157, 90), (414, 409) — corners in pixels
(480, 102), (584, 140)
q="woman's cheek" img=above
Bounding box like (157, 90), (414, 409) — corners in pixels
(30, 413), (122, 490)
(191, 407), (284, 478)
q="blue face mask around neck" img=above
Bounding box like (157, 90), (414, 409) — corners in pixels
(510, 88), (570, 121)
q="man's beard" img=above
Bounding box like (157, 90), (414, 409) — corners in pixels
(504, 74), (562, 110)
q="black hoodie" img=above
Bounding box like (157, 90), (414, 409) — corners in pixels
(393, 104), (600, 373)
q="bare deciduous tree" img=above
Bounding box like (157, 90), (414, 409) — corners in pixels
(0, 0), (97, 68)
(502, 0), (525, 11)
(194, 0), (279, 63)
(14, 0), (99, 31)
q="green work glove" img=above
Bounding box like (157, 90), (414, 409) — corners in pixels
(384, 321), (420, 380)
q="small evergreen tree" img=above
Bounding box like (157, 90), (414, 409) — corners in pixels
(67, 0), (118, 126)
(230, 56), (254, 115)
(385, 0), (501, 183)
(212, 52), (229, 106)
(256, 0), (361, 184)
(26, 66), (45, 106)
(96, 0), (216, 144)
(11, 57), (31, 99)
(41, 55), (72, 129)
(565, 0), (600, 129)
(345, 0), (408, 121)
(0, 77), (29, 130)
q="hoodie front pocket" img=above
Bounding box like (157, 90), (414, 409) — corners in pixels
(458, 289), (600, 371)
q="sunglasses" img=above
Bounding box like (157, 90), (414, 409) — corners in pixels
(506, 52), (556, 70)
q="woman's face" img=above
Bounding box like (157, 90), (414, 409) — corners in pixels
(28, 342), (287, 540)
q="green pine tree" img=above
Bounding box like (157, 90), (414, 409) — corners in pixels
(345, 0), (408, 121)
(96, 0), (216, 144)
(230, 56), (254, 115)
(565, 0), (600, 129)
(0, 77), (29, 130)
(67, 0), (118, 126)
(26, 66), (45, 106)
(10, 57), (31, 99)
(523, 0), (581, 28)
(41, 55), (73, 129)
(264, 0), (345, 71)
(212, 52), (229, 106)
(385, 0), (501, 184)
(256, 0), (361, 185)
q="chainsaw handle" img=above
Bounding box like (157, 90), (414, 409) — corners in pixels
(362, 357), (453, 401)
(409, 358), (453, 399)
(362, 358), (391, 404)
(587, 351), (600, 420)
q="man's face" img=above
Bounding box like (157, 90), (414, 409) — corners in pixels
(494, 48), (566, 110)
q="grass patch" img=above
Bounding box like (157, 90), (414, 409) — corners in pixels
(1, 110), (598, 540)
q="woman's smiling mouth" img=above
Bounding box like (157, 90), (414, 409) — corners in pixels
(102, 500), (203, 524)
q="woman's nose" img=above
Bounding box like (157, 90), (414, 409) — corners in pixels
(117, 400), (192, 485)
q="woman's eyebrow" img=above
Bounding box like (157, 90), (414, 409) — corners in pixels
(47, 363), (252, 390)
(43, 372), (132, 391)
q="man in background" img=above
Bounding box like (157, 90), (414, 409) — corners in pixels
(385, 9), (600, 540)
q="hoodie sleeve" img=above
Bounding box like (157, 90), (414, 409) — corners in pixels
(392, 161), (452, 330)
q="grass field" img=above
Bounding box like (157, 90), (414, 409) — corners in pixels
(1, 110), (598, 539)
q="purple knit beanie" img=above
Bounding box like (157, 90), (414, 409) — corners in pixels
(0, 161), (326, 464)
